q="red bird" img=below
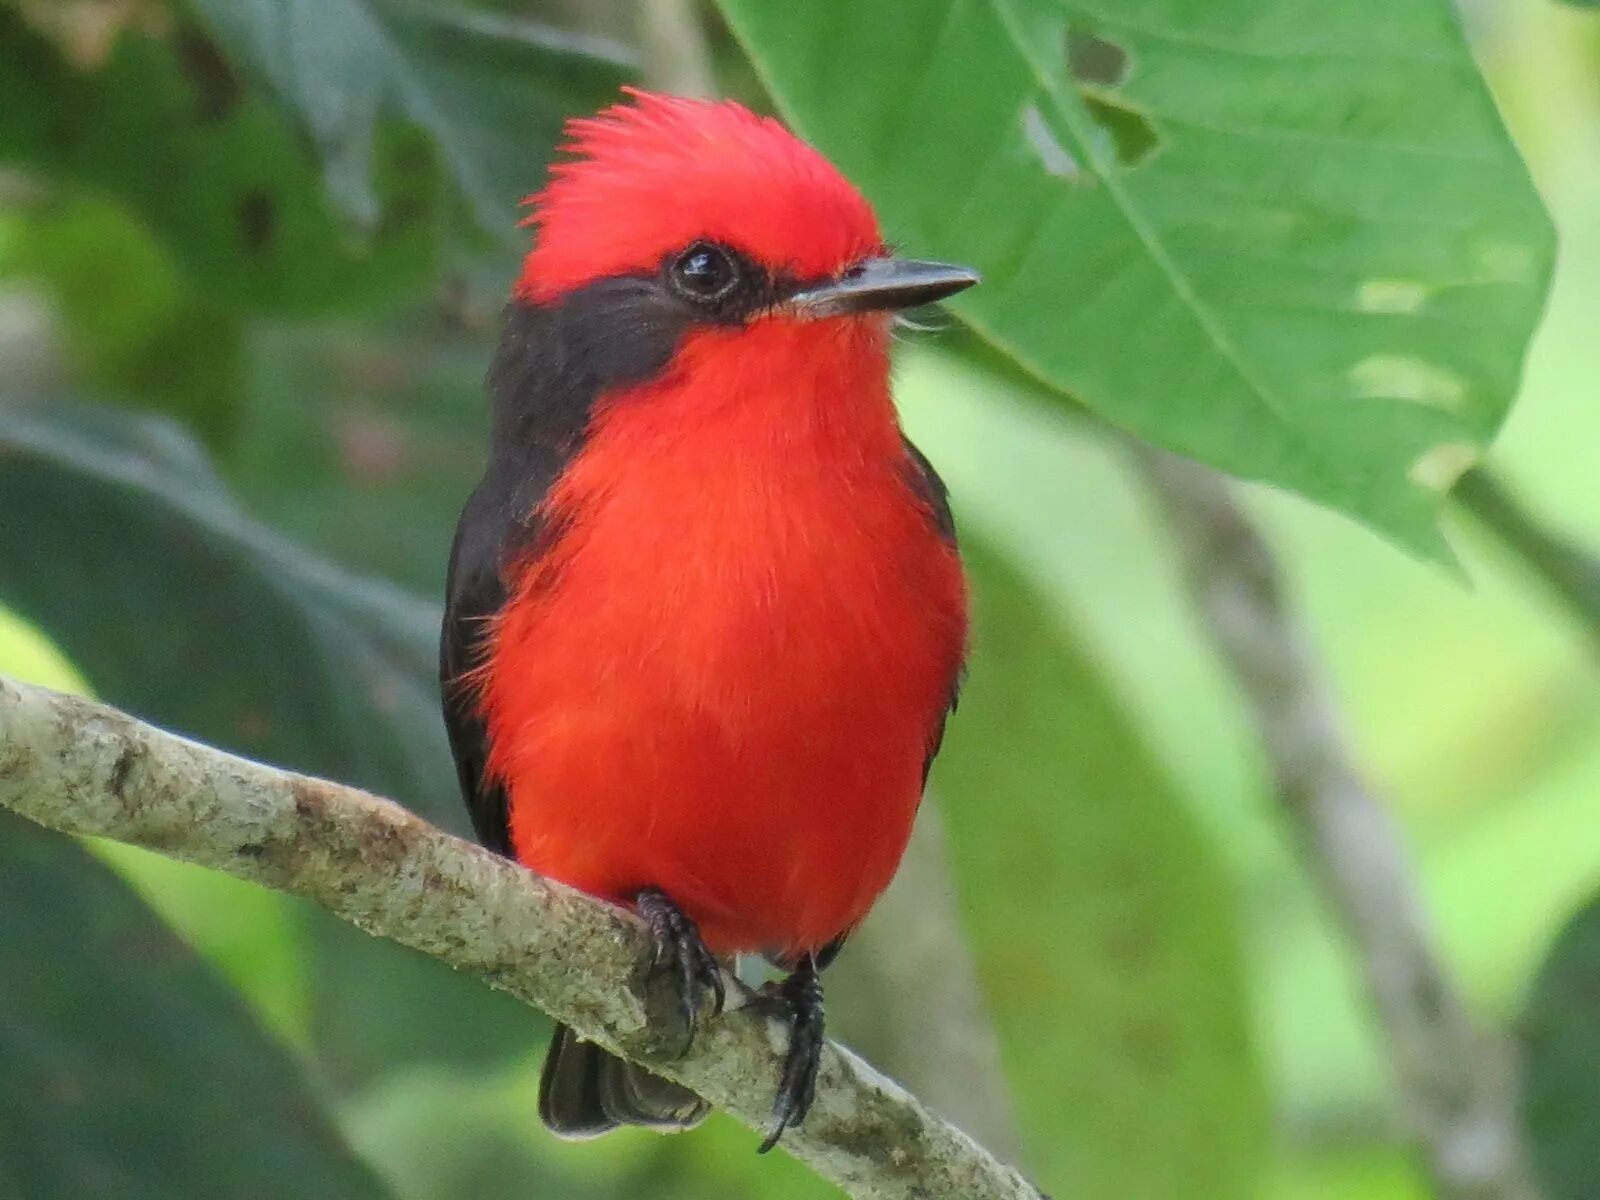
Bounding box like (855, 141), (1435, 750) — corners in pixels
(440, 90), (974, 1148)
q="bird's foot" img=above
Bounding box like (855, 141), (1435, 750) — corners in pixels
(635, 887), (725, 1055)
(757, 955), (824, 1153)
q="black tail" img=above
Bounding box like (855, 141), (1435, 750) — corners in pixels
(537, 1023), (708, 1138)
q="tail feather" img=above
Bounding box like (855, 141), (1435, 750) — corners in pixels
(538, 1023), (708, 1138)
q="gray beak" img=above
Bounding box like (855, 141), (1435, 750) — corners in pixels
(786, 257), (980, 319)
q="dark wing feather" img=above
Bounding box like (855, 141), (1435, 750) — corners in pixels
(440, 435), (576, 855)
(900, 435), (964, 784)
(439, 299), (593, 857)
(442, 288), (694, 855)
(446, 295), (710, 1138)
(440, 476), (517, 856)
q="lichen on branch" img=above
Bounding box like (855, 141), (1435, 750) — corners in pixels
(0, 673), (1040, 1200)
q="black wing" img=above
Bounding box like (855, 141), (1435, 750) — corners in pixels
(442, 290), (689, 855)
(901, 435), (964, 784)
(441, 300), (594, 856)
(440, 475), (516, 856)
(443, 442), (581, 855)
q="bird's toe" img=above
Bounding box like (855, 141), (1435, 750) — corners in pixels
(758, 957), (824, 1153)
(636, 887), (723, 1053)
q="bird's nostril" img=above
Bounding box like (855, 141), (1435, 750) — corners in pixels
(842, 263), (867, 281)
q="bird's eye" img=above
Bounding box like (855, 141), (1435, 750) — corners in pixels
(670, 242), (738, 302)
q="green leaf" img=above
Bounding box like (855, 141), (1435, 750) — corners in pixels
(189, 0), (632, 240)
(92, 839), (315, 1050)
(0, 12), (442, 313)
(0, 809), (394, 1200)
(0, 399), (449, 815)
(931, 537), (1267, 1198)
(224, 321), (493, 598)
(0, 398), (542, 1087)
(1521, 889), (1600, 1200)
(714, 0), (1554, 556)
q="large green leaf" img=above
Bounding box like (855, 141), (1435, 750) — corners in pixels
(1520, 888), (1600, 1200)
(0, 399), (448, 812)
(189, 0), (632, 241)
(0, 809), (394, 1200)
(0, 399), (542, 1088)
(931, 537), (1267, 1198)
(223, 321), (493, 598)
(715, 0), (1554, 556)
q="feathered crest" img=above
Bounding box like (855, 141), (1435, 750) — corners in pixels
(516, 89), (882, 302)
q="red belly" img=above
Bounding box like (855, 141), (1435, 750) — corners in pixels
(491, 671), (934, 955)
(480, 412), (965, 956)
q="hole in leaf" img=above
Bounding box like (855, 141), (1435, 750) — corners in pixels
(1066, 28), (1130, 88)
(1063, 26), (1162, 170)
(1022, 103), (1085, 182)
(1083, 96), (1161, 169)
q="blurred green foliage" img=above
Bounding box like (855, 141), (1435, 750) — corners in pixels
(0, 810), (392, 1200)
(0, 12), (442, 314)
(1521, 893), (1600, 1200)
(189, 0), (630, 238)
(0, 1), (1597, 1199)
(935, 541), (1265, 1197)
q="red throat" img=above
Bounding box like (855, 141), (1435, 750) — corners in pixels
(478, 318), (968, 956)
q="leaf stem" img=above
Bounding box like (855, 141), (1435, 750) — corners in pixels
(637, 0), (716, 96)
(1455, 467), (1600, 651)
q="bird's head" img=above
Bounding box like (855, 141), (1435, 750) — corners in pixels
(519, 89), (977, 320)
(508, 90), (977, 440)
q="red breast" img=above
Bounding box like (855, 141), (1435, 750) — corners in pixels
(482, 316), (966, 956)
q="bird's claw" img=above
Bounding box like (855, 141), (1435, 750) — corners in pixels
(757, 956), (824, 1153)
(635, 887), (724, 1054)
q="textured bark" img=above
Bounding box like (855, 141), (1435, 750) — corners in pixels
(0, 674), (1042, 1200)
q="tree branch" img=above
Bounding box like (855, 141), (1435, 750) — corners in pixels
(0, 674), (1040, 1200)
(636, 0), (716, 96)
(1129, 447), (1539, 1200)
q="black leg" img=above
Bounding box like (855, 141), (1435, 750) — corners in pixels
(758, 953), (824, 1153)
(635, 887), (725, 1053)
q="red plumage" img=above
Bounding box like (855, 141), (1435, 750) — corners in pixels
(480, 92), (967, 958)
(444, 89), (972, 1140)
(482, 317), (966, 955)
(517, 91), (882, 302)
